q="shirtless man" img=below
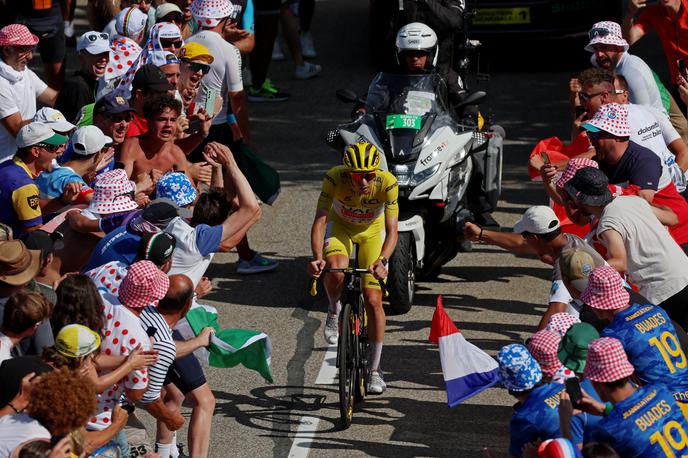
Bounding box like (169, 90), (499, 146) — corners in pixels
(120, 94), (211, 187)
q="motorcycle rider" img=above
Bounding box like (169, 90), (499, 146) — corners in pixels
(307, 141), (399, 394)
(370, 0), (465, 90)
(358, 22), (499, 228)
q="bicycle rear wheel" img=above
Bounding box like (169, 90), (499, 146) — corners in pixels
(338, 301), (356, 429)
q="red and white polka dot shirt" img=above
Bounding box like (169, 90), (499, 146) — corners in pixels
(88, 294), (151, 431)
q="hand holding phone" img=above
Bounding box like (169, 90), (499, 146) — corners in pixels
(565, 377), (583, 406)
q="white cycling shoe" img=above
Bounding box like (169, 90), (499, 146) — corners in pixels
(368, 370), (386, 394)
(323, 313), (338, 345)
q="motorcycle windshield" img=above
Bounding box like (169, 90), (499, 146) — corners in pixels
(365, 73), (457, 162)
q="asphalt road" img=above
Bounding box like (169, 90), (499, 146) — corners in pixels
(53, 1), (669, 457)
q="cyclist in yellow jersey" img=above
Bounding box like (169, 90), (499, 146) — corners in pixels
(308, 141), (398, 394)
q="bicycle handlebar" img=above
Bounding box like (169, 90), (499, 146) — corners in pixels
(309, 268), (388, 298)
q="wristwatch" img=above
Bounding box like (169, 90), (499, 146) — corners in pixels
(378, 256), (388, 267)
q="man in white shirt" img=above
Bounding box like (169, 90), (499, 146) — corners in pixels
(0, 25), (58, 162)
(585, 20), (688, 138)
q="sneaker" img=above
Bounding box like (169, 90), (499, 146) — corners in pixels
(177, 444), (189, 458)
(247, 80), (290, 103)
(474, 212), (500, 229)
(368, 370), (386, 394)
(272, 40), (285, 61)
(300, 32), (317, 58)
(236, 252), (279, 274)
(294, 61), (321, 80)
(323, 313), (338, 345)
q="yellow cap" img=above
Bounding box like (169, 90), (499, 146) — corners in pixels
(180, 42), (214, 64)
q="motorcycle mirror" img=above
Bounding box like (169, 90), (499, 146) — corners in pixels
(456, 90), (487, 108)
(336, 89), (358, 103)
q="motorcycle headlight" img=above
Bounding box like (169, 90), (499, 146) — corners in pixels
(410, 163), (441, 186)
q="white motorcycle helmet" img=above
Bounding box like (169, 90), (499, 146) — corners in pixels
(395, 22), (438, 70)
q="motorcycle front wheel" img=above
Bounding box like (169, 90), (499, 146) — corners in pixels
(387, 232), (416, 315)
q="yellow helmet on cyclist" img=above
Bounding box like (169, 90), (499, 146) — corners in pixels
(343, 142), (381, 172)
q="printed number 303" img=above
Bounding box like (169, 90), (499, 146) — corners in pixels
(648, 331), (687, 374)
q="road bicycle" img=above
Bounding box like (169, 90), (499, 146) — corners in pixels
(309, 250), (387, 429)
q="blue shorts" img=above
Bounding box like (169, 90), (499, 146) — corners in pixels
(164, 330), (207, 395)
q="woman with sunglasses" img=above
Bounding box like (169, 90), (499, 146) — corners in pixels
(307, 141), (399, 395)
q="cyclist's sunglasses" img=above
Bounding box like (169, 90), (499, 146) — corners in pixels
(350, 172), (376, 182)
(181, 59), (210, 74)
(161, 39), (184, 49)
(588, 27), (611, 40)
(84, 32), (109, 42)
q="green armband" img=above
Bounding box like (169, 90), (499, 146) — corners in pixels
(603, 402), (613, 417)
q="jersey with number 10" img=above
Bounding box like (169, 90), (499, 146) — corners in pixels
(601, 302), (688, 401)
(591, 384), (688, 457)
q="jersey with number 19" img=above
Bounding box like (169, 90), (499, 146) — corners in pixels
(601, 302), (688, 401)
(591, 384), (688, 457)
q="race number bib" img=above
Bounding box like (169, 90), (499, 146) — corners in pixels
(385, 114), (421, 130)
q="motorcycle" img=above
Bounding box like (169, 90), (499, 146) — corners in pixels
(328, 73), (504, 314)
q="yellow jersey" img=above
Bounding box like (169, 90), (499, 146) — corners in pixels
(316, 166), (399, 226)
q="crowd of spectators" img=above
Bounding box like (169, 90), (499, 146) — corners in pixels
(0, 0), (318, 455)
(467, 3), (688, 456)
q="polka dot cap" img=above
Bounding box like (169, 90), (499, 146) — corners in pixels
(191, 0), (234, 28)
(582, 103), (631, 138)
(545, 313), (581, 338)
(585, 21), (629, 53)
(105, 37), (141, 82)
(87, 169), (139, 215)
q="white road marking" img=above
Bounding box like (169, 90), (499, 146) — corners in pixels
(314, 344), (338, 385)
(288, 342), (337, 457)
(287, 416), (321, 458)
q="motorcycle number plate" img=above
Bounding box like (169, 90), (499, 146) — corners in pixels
(385, 114), (422, 130)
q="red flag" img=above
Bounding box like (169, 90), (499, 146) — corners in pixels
(429, 295), (459, 344)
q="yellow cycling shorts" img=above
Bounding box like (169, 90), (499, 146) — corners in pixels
(324, 218), (386, 290)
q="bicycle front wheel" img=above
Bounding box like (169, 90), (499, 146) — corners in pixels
(338, 301), (356, 429)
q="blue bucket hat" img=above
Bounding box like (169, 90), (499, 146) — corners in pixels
(156, 172), (198, 207)
(497, 344), (542, 392)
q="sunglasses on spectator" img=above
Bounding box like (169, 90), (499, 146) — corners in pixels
(163, 13), (184, 24)
(586, 131), (605, 141)
(588, 27), (611, 40)
(350, 172), (376, 182)
(579, 91), (606, 102)
(37, 143), (62, 152)
(113, 190), (136, 202)
(160, 39), (183, 49)
(181, 59), (210, 74)
(132, 0), (152, 4)
(108, 113), (132, 123)
(84, 32), (109, 42)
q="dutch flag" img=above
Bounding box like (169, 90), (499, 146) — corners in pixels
(429, 296), (500, 408)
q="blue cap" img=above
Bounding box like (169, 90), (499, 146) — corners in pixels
(156, 172), (198, 207)
(94, 92), (136, 116)
(497, 344), (542, 392)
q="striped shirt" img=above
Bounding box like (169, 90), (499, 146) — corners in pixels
(139, 306), (176, 404)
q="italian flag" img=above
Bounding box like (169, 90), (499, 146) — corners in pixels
(179, 303), (274, 383)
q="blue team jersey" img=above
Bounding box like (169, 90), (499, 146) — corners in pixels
(602, 303), (688, 401)
(83, 226), (140, 272)
(509, 383), (564, 457)
(591, 384), (688, 458)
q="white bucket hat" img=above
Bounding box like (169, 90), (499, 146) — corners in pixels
(191, 0), (234, 28)
(88, 169), (139, 215)
(585, 21), (629, 53)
